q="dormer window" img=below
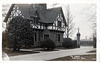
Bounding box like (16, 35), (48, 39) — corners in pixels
(30, 17), (38, 24)
(57, 13), (63, 27)
(34, 18), (38, 24)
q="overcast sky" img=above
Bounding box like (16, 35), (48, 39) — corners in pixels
(47, 3), (96, 40)
(2, 3), (96, 40)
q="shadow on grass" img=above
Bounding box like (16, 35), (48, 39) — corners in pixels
(34, 49), (59, 52)
(55, 47), (79, 50)
(49, 54), (96, 61)
(87, 50), (96, 53)
(3, 48), (40, 56)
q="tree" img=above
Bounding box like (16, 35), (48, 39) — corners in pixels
(64, 5), (75, 38)
(90, 5), (96, 48)
(8, 16), (34, 51)
(84, 4), (96, 48)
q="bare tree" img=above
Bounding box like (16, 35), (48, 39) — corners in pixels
(2, 4), (11, 31)
(64, 5), (75, 38)
(83, 4), (96, 48)
(89, 5), (96, 48)
(90, 12), (96, 38)
(85, 4), (96, 38)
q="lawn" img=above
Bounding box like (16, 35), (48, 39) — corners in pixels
(49, 54), (96, 61)
(49, 49), (96, 61)
(3, 48), (58, 56)
(3, 48), (40, 56)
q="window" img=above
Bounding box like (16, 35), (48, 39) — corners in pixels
(33, 33), (37, 41)
(30, 16), (38, 24)
(44, 34), (49, 40)
(58, 21), (61, 27)
(10, 6), (22, 18)
(34, 18), (38, 24)
(38, 33), (42, 41)
(56, 34), (60, 42)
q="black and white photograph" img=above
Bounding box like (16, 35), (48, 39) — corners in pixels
(2, 3), (96, 61)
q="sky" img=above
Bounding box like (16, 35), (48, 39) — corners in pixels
(47, 4), (96, 40)
(2, 3), (96, 40)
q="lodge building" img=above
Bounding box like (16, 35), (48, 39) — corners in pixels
(4, 4), (67, 47)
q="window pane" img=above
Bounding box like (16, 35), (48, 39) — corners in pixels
(56, 34), (60, 42)
(58, 21), (61, 27)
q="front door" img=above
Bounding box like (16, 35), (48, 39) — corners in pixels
(44, 34), (49, 40)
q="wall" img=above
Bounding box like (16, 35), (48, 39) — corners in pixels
(33, 29), (64, 47)
(80, 40), (93, 46)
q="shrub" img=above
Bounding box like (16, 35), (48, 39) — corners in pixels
(2, 30), (8, 49)
(72, 40), (77, 48)
(62, 38), (73, 48)
(93, 37), (96, 48)
(41, 38), (55, 50)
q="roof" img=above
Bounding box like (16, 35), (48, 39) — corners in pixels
(15, 4), (37, 20)
(4, 4), (67, 26)
(39, 7), (62, 23)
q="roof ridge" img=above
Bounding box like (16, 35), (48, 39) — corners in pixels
(47, 7), (62, 10)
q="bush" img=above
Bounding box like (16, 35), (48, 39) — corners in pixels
(41, 38), (55, 50)
(62, 38), (73, 48)
(72, 40), (78, 48)
(93, 37), (96, 48)
(2, 30), (8, 49)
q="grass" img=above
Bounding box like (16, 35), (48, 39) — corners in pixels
(49, 54), (96, 61)
(49, 49), (96, 61)
(3, 48), (58, 56)
(3, 48), (40, 56)
(87, 50), (96, 53)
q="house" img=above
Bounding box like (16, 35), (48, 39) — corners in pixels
(4, 4), (67, 47)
